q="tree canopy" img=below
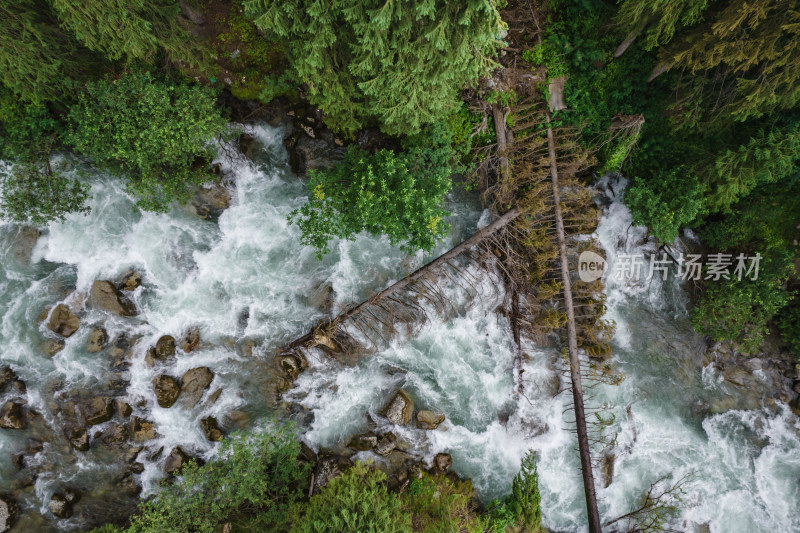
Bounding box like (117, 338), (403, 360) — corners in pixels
(244, 0), (504, 136)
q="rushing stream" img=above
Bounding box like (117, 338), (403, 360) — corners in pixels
(1, 123), (799, 532)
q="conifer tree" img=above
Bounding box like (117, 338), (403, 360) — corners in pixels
(615, 0), (715, 50)
(49, 0), (201, 64)
(244, 0), (504, 136)
(655, 0), (800, 127)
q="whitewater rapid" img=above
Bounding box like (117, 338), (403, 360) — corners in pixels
(0, 124), (798, 532)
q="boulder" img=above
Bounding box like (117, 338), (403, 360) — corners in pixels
(291, 133), (343, 176)
(238, 132), (257, 157)
(313, 454), (352, 494)
(86, 327), (108, 353)
(200, 417), (224, 442)
(189, 184), (231, 220)
(152, 375), (181, 408)
(116, 400), (132, 418)
(42, 339), (65, 356)
(8, 381), (25, 395)
(89, 280), (138, 316)
(374, 432), (397, 456)
(12, 226), (39, 264)
(47, 304), (81, 337)
(0, 402), (25, 430)
(131, 417), (156, 442)
(179, 327), (201, 353)
(100, 423), (129, 448)
(416, 410), (445, 430)
(0, 495), (18, 533)
(118, 271), (142, 291)
(108, 333), (132, 358)
(347, 433), (377, 452)
(64, 425), (89, 451)
(154, 335), (176, 358)
(49, 490), (80, 519)
(82, 397), (114, 426)
(181, 367), (213, 407)
(118, 472), (142, 496)
(164, 446), (200, 476)
(430, 453), (452, 475)
(383, 390), (413, 426)
(0, 368), (17, 392)
(223, 410), (249, 429)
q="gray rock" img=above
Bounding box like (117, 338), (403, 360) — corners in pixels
(89, 280), (138, 316)
(116, 400), (132, 418)
(48, 493), (73, 519)
(100, 423), (129, 448)
(42, 339), (65, 356)
(200, 417), (224, 442)
(347, 433), (377, 452)
(430, 453), (452, 474)
(47, 304), (81, 337)
(383, 390), (413, 426)
(12, 226), (39, 264)
(189, 184), (231, 220)
(179, 327), (201, 353)
(153, 375), (181, 408)
(181, 367), (213, 407)
(313, 454), (352, 494)
(0, 368), (17, 392)
(0, 402), (25, 430)
(82, 397), (114, 426)
(131, 417), (156, 442)
(416, 410), (445, 430)
(118, 270), (142, 291)
(64, 425), (89, 451)
(374, 432), (397, 456)
(0, 495), (18, 532)
(86, 327), (108, 353)
(164, 446), (201, 476)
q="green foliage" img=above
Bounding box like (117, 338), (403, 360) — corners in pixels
(486, 451), (543, 533)
(0, 88), (89, 223)
(66, 72), (228, 211)
(659, 0), (800, 129)
(401, 473), (484, 533)
(691, 252), (795, 353)
(777, 303), (800, 359)
(289, 126), (457, 257)
(705, 122), (800, 213)
(244, 0), (504, 136)
(625, 168), (706, 243)
(615, 0), (714, 50)
(291, 462), (410, 533)
(210, 0), (290, 103)
(0, 0), (103, 102)
(50, 0), (200, 64)
(128, 423), (310, 533)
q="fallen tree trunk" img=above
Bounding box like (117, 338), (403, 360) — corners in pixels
(545, 109), (602, 533)
(284, 208), (521, 351)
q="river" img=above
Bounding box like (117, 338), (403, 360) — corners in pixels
(1, 123), (798, 531)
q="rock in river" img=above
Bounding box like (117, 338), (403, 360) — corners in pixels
(0, 495), (18, 533)
(89, 280), (138, 316)
(181, 367), (214, 407)
(47, 304), (80, 337)
(0, 402), (25, 430)
(383, 390), (413, 426)
(416, 410), (445, 430)
(86, 327), (108, 353)
(200, 417), (224, 442)
(82, 397), (114, 426)
(153, 375), (181, 408)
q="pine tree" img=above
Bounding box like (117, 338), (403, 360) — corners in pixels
(658, 0), (800, 127)
(0, 0), (96, 101)
(244, 0), (504, 136)
(48, 0), (202, 64)
(615, 0), (715, 50)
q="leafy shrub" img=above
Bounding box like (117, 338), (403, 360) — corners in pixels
(291, 462), (410, 533)
(127, 423), (310, 533)
(0, 88), (89, 223)
(66, 72), (228, 211)
(691, 252), (795, 354)
(289, 127), (457, 257)
(625, 168), (706, 243)
(401, 473), (484, 533)
(486, 451), (543, 533)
